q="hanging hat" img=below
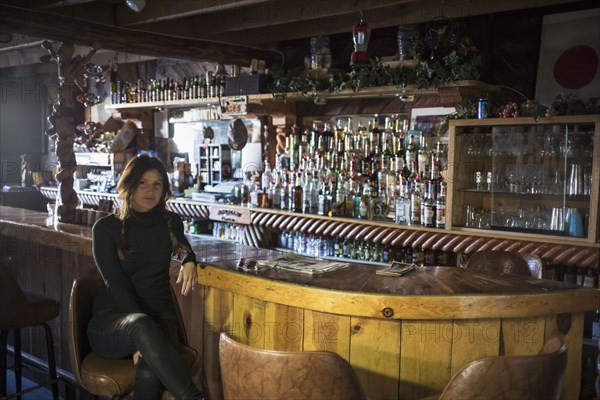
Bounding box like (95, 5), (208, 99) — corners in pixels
(228, 118), (248, 150)
(203, 126), (214, 142)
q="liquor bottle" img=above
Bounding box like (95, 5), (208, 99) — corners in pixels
(418, 135), (431, 177)
(369, 116), (381, 153)
(345, 117), (354, 147)
(356, 122), (368, 155)
(262, 159), (272, 192)
(357, 182), (371, 219)
(345, 174), (357, 218)
(288, 172), (297, 211)
(294, 172), (303, 213)
(249, 178), (259, 208)
(317, 178), (328, 216)
(240, 178), (250, 207)
(334, 176), (346, 217)
(395, 180), (410, 225)
(395, 118), (407, 163)
(373, 181), (388, 221)
(335, 119), (345, 154)
(431, 140), (442, 181)
(385, 159), (398, 221)
(405, 134), (418, 173)
(279, 171), (288, 211)
(409, 180), (421, 226)
(421, 180), (436, 227)
(272, 172), (281, 209)
(436, 182), (447, 228)
(302, 172), (312, 214)
(310, 174), (319, 214)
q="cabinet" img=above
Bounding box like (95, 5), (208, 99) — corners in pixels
(448, 115), (600, 243)
(74, 152), (132, 191)
(198, 144), (231, 185)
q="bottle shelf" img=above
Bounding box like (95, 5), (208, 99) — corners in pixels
(103, 81), (499, 110)
(457, 188), (590, 199)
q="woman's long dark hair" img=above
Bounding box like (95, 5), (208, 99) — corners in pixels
(116, 155), (189, 259)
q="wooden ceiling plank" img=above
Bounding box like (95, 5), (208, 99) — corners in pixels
(116, 0), (272, 26)
(126, 0), (415, 34)
(0, 3), (283, 66)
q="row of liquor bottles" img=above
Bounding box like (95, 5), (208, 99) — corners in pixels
(239, 116), (448, 227)
(280, 117), (446, 181)
(241, 170), (447, 227)
(110, 74), (225, 104)
(276, 230), (456, 266)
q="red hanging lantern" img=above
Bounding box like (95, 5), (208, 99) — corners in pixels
(350, 18), (371, 67)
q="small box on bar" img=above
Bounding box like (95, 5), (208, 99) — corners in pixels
(224, 75), (271, 96)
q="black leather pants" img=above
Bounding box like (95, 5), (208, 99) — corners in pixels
(88, 311), (202, 400)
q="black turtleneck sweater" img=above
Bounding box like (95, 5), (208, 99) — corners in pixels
(91, 206), (196, 318)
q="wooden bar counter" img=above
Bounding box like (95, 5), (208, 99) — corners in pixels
(0, 206), (598, 400)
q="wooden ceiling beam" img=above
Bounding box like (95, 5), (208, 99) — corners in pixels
(0, 3), (284, 66)
(116, 0), (272, 26)
(127, 0), (414, 37)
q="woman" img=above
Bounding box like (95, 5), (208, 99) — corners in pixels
(88, 155), (202, 400)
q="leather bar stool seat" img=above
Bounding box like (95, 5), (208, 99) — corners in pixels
(422, 337), (567, 400)
(465, 250), (543, 278)
(69, 274), (200, 399)
(0, 262), (60, 400)
(219, 332), (366, 400)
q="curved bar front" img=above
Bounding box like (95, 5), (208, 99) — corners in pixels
(197, 246), (599, 400)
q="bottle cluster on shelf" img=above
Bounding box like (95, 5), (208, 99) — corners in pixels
(110, 72), (225, 104)
(239, 116), (449, 228)
(211, 221), (244, 243)
(547, 264), (599, 288)
(277, 230), (455, 266)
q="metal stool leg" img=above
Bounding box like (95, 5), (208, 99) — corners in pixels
(13, 329), (21, 400)
(0, 330), (8, 398)
(42, 323), (59, 400)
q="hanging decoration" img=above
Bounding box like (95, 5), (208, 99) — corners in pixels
(350, 15), (371, 68)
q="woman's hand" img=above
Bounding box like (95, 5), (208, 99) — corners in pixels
(176, 261), (197, 296)
(133, 351), (142, 365)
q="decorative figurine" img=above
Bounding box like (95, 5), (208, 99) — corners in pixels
(20, 154), (31, 187)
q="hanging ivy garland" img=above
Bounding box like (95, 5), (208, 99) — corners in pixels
(270, 37), (481, 100)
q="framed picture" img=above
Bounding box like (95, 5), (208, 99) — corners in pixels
(535, 8), (600, 105)
(409, 106), (455, 137)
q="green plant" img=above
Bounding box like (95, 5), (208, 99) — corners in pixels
(271, 36), (481, 94)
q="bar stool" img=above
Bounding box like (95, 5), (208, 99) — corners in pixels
(219, 332), (366, 400)
(0, 262), (60, 400)
(422, 337), (567, 400)
(465, 250), (543, 278)
(69, 274), (199, 399)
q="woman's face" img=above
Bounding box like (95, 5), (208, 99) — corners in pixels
(131, 169), (164, 212)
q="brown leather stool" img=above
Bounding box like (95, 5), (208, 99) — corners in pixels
(465, 250), (543, 278)
(0, 263), (60, 400)
(422, 337), (567, 400)
(69, 274), (199, 399)
(219, 332), (366, 400)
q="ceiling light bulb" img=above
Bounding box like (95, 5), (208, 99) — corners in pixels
(125, 0), (146, 13)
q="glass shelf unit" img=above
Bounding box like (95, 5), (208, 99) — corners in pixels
(448, 115), (600, 243)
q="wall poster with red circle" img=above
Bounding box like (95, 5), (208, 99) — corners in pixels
(535, 8), (600, 106)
